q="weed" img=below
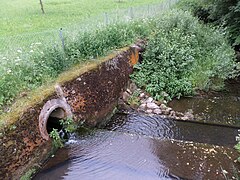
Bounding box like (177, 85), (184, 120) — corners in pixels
(127, 90), (141, 107)
(20, 168), (36, 180)
(49, 128), (64, 149)
(60, 117), (77, 133)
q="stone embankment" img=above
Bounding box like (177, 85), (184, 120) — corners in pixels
(121, 82), (194, 120)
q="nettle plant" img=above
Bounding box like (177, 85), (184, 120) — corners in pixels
(131, 10), (238, 101)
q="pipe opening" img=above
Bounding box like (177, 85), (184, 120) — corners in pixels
(46, 108), (66, 134)
(39, 98), (72, 140)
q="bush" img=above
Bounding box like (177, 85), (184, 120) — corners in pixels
(131, 10), (238, 100)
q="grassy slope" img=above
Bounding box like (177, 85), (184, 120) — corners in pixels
(0, 0), (162, 36)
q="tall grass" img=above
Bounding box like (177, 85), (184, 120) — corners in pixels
(0, 20), (153, 113)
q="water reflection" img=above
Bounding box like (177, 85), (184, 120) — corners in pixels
(35, 131), (175, 180)
(168, 79), (240, 126)
(35, 108), (239, 179)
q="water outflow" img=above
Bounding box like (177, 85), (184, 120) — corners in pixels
(35, 130), (179, 180)
(34, 113), (239, 180)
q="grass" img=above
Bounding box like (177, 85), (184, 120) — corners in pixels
(0, 0), (163, 36)
(0, 0), (178, 113)
(0, 50), (120, 131)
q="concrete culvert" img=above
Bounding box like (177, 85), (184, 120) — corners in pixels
(39, 99), (72, 140)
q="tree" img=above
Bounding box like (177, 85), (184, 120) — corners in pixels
(39, 0), (45, 14)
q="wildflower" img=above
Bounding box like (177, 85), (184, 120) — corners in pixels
(7, 69), (12, 74)
(30, 50), (34, 53)
(17, 49), (22, 53)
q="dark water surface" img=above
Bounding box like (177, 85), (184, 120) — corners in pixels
(34, 78), (240, 180)
(168, 79), (240, 126)
(105, 113), (239, 147)
(34, 114), (239, 180)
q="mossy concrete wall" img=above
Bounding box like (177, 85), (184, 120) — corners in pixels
(0, 46), (140, 179)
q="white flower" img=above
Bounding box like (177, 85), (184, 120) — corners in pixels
(30, 50), (34, 53)
(7, 69), (12, 74)
(17, 49), (22, 53)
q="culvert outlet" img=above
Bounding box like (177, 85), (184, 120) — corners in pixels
(39, 98), (72, 140)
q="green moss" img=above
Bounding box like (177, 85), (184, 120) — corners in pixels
(20, 168), (36, 180)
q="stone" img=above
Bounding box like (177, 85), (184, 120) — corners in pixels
(181, 116), (188, 121)
(146, 102), (159, 109)
(140, 99), (146, 104)
(169, 111), (176, 118)
(129, 83), (138, 92)
(146, 109), (153, 114)
(176, 112), (184, 117)
(185, 112), (194, 120)
(139, 93), (145, 98)
(165, 108), (172, 114)
(126, 88), (132, 94)
(122, 91), (131, 102)
(145, 97), (154, 103)
(153, 108), (162, 115)
(139, 103), (146, 110)
(160, 104), (167, 110)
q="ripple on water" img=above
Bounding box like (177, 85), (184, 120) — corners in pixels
(105, 113), (238, 147)
(105, 113), (178, 139)
(34, 131), (176, 180)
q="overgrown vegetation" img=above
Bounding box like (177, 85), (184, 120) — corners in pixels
(127, 90), (141, 107)
(131, 10), (239, 100)
(49, 117), (77, 149)
(0, 21), (151, 112)
(177, 0), (240, 46)
(20, 168), (36, 180)
(1, 5), (238, 113)
(49, 128), (64, 149)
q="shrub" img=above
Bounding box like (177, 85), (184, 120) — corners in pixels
(131, 10), (238, 100)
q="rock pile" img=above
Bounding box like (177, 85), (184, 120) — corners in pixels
(120, 82), (194, 121)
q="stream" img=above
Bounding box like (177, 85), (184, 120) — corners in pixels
(34, 80), (240, 179)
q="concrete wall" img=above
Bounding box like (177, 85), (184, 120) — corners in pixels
(0, 46), (140, 179)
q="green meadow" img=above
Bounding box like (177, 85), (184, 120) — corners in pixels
(0, 0), (163, 36)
